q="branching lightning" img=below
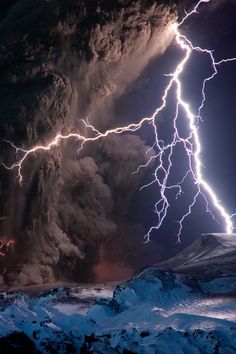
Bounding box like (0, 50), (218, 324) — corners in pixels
(3, 0), (236, 243)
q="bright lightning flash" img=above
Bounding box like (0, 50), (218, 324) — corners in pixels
(3, 0), (236, 242)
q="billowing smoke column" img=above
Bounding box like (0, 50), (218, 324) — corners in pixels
(1, 0), (235, 286)
(0, 0), (176, 285)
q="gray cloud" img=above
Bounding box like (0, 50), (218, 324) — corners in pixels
(0, 0), (176, 285)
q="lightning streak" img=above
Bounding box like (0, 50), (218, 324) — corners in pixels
(3, 0), (236, 241)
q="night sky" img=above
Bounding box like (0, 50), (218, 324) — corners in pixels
(0, 0), (236, 286)
(109, 0), (236, 256)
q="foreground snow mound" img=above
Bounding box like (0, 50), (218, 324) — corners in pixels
(96, 268), (193, 315)
(0, 266), (236, 353)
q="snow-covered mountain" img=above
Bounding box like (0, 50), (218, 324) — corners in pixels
(0, 234), (236, 353)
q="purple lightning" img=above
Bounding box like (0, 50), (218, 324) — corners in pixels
(3, 0), (236, 243)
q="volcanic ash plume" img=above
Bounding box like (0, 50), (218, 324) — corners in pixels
(0, 0), (176, 285)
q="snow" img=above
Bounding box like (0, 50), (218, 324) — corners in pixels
(0, 269), (236, 352)
(0, 234), (236, 352)
(200, 276), (236, 295)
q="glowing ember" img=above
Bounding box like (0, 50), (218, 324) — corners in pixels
(0, 239), (15, 257)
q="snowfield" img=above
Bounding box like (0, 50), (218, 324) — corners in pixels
(1, 234), (236, 353)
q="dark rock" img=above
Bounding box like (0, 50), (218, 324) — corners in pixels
(0, 332), (41, 354)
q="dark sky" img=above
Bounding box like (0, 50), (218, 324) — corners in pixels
(176, 0), (236, 233)
(115, 0), (236, 249)
(0, 0), (236, 285)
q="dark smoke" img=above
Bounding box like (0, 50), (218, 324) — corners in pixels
(0, 0), (176, 286)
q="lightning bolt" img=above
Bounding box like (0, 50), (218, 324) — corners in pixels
(3, 0), (236, 243)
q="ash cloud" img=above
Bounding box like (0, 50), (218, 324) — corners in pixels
(0, 0), (176, 285)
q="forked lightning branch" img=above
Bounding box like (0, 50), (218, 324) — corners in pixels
(3, 0), (236, 244)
